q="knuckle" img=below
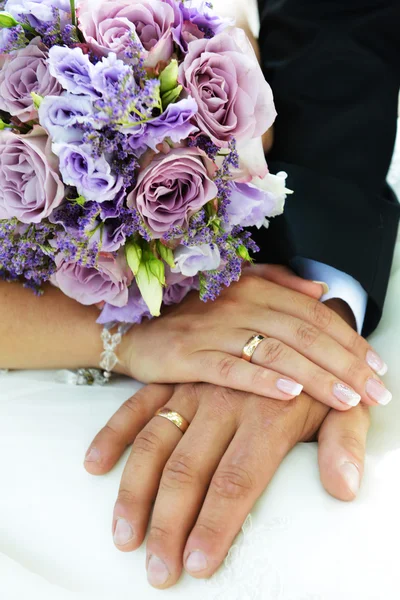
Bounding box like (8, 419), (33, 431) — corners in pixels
(161, 454), (196, 490)
(308, 300), (332, 330)
(346, 358), (370, 384)
(339, 430), (366, 460)
(215, 356), (238, 382)
(348, 331), (368, 357)
(211, 465), (254, 500)
(195, 519), (224, 538)
(258, 339), (287, 366)
(148, 524), (171, 543)
(132, 429), (162, 457)
(117, 488), (138, 506)
(296, 323), (320, 348)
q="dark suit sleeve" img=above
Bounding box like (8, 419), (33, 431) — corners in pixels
(253, 0), (400, 336)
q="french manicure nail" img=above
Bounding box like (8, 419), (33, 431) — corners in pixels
(147, 555), (169, 587)
(333, 383), (361, 407)
(366, 350), (388, 376)
(313, 281), (330, 295)
(340, 462), (360, 496)
(85, 447), (100, 463)
(366, 378), (392, 406)
(276, 378), (303, 396)
(186, 550), (208, 573)
(113, 518), (134, 546)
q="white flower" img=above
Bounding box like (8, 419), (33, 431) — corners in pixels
(172, 244), (221, 277)
(251, 171), (293, 222)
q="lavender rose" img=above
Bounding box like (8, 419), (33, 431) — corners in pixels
(179, 28), (277, 147)
(53, 142), (124, 203)
(53, 251), (132, 307)
(127, 147), (218, 238)
(77, 0), (178, 66)
(0, 39), (62, 123)
(97, 281), (150, 324)
(0, 128), (64, 224)
(172, 244), (221, 277)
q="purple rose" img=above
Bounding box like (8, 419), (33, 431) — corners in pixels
(126, 147), (218, 238)
(127, 98), (198, 153)
(179, 28), (277, 147)
(52, 251), (132, 307)
(0, 39), (62, 123)
(38, 94), (93, 143)
(172, 244), (221, 277)
(0, 128), (64, 223)
(226, 181), (279, 229)
(48, 46), (100, 99)
(97, 281), (151, 324)
(5, 0), (70, 27)
(77, 0), (178, 66)
(163, 271), (199, 306)
(53, 142), (124, 203)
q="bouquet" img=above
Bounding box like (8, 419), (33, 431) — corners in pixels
(0, 0), (290, 325)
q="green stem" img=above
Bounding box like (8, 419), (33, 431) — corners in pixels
(70, 0), (76, 26)
(21, 22), (38, 35)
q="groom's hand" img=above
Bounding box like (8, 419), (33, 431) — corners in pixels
(84, 383), (370, 589)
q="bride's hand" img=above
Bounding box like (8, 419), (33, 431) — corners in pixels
(119, 267), (391, 411)
(84, 382), (370, 589)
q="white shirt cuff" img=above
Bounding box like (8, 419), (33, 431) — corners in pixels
(291, 258), (368, 334)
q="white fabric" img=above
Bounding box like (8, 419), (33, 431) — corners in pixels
(1, 105), (400, 600)
(293, 258), (368, 333)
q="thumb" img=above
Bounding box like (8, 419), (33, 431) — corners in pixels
(318, 404), (370, 501)
(245, 264), (328, 299)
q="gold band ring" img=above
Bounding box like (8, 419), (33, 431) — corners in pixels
(242, 334), (266, 362)
(155, 408), (190, 434)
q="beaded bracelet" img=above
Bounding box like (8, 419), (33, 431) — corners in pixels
(56, 322), (131, 386)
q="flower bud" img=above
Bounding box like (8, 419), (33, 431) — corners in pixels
(0, 12), (19, 28)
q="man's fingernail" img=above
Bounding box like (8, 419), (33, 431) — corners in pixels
(313, 281), (330, 295)
(276, 378), (303, 396)
(341, 462), (360, 496)
(113, 518), (134, 546)
(186, 550), (208, 573)
(85, 447), (100, 463)
(366, 350), (388, 376)
(147, 555), (169, 587)
(366, 378), (392, 406)
(333, 383), (361, 407)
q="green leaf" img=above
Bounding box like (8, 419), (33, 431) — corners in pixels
(136, 251), (165, 317)
(31, 92), (44, 109)
(157, 242), (176, 269)
(159, 59), (179, 94)
(0, 12), (18, 28)
(162, 85), (183, 109)
(125, 240), (142, 276)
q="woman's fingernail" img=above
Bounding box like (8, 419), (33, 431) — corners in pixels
(113, 518), (134, 546)
(186, 550), (208, 573)
(366, 350), (388, 376)
(276, 378), (303, 396)
(313, 281), (330, 295)
(147, 555), (169, 587)
(85, 447), (100, 463)
(340, 462), (360, 496)
(333, 383), (361, 407)
(366, 378), (392, 406)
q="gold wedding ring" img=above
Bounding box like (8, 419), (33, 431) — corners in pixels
(155, 408), (190, 433)
(242, 334), (266, 362)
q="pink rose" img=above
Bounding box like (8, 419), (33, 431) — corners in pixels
(126, 147), (218, 239)
(77, 0), (178, 67)
(0, 128), (65, 224)
(0, 39), (62, 123)
(179, 28), (277, 147)
(52, 252), (132, 307)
